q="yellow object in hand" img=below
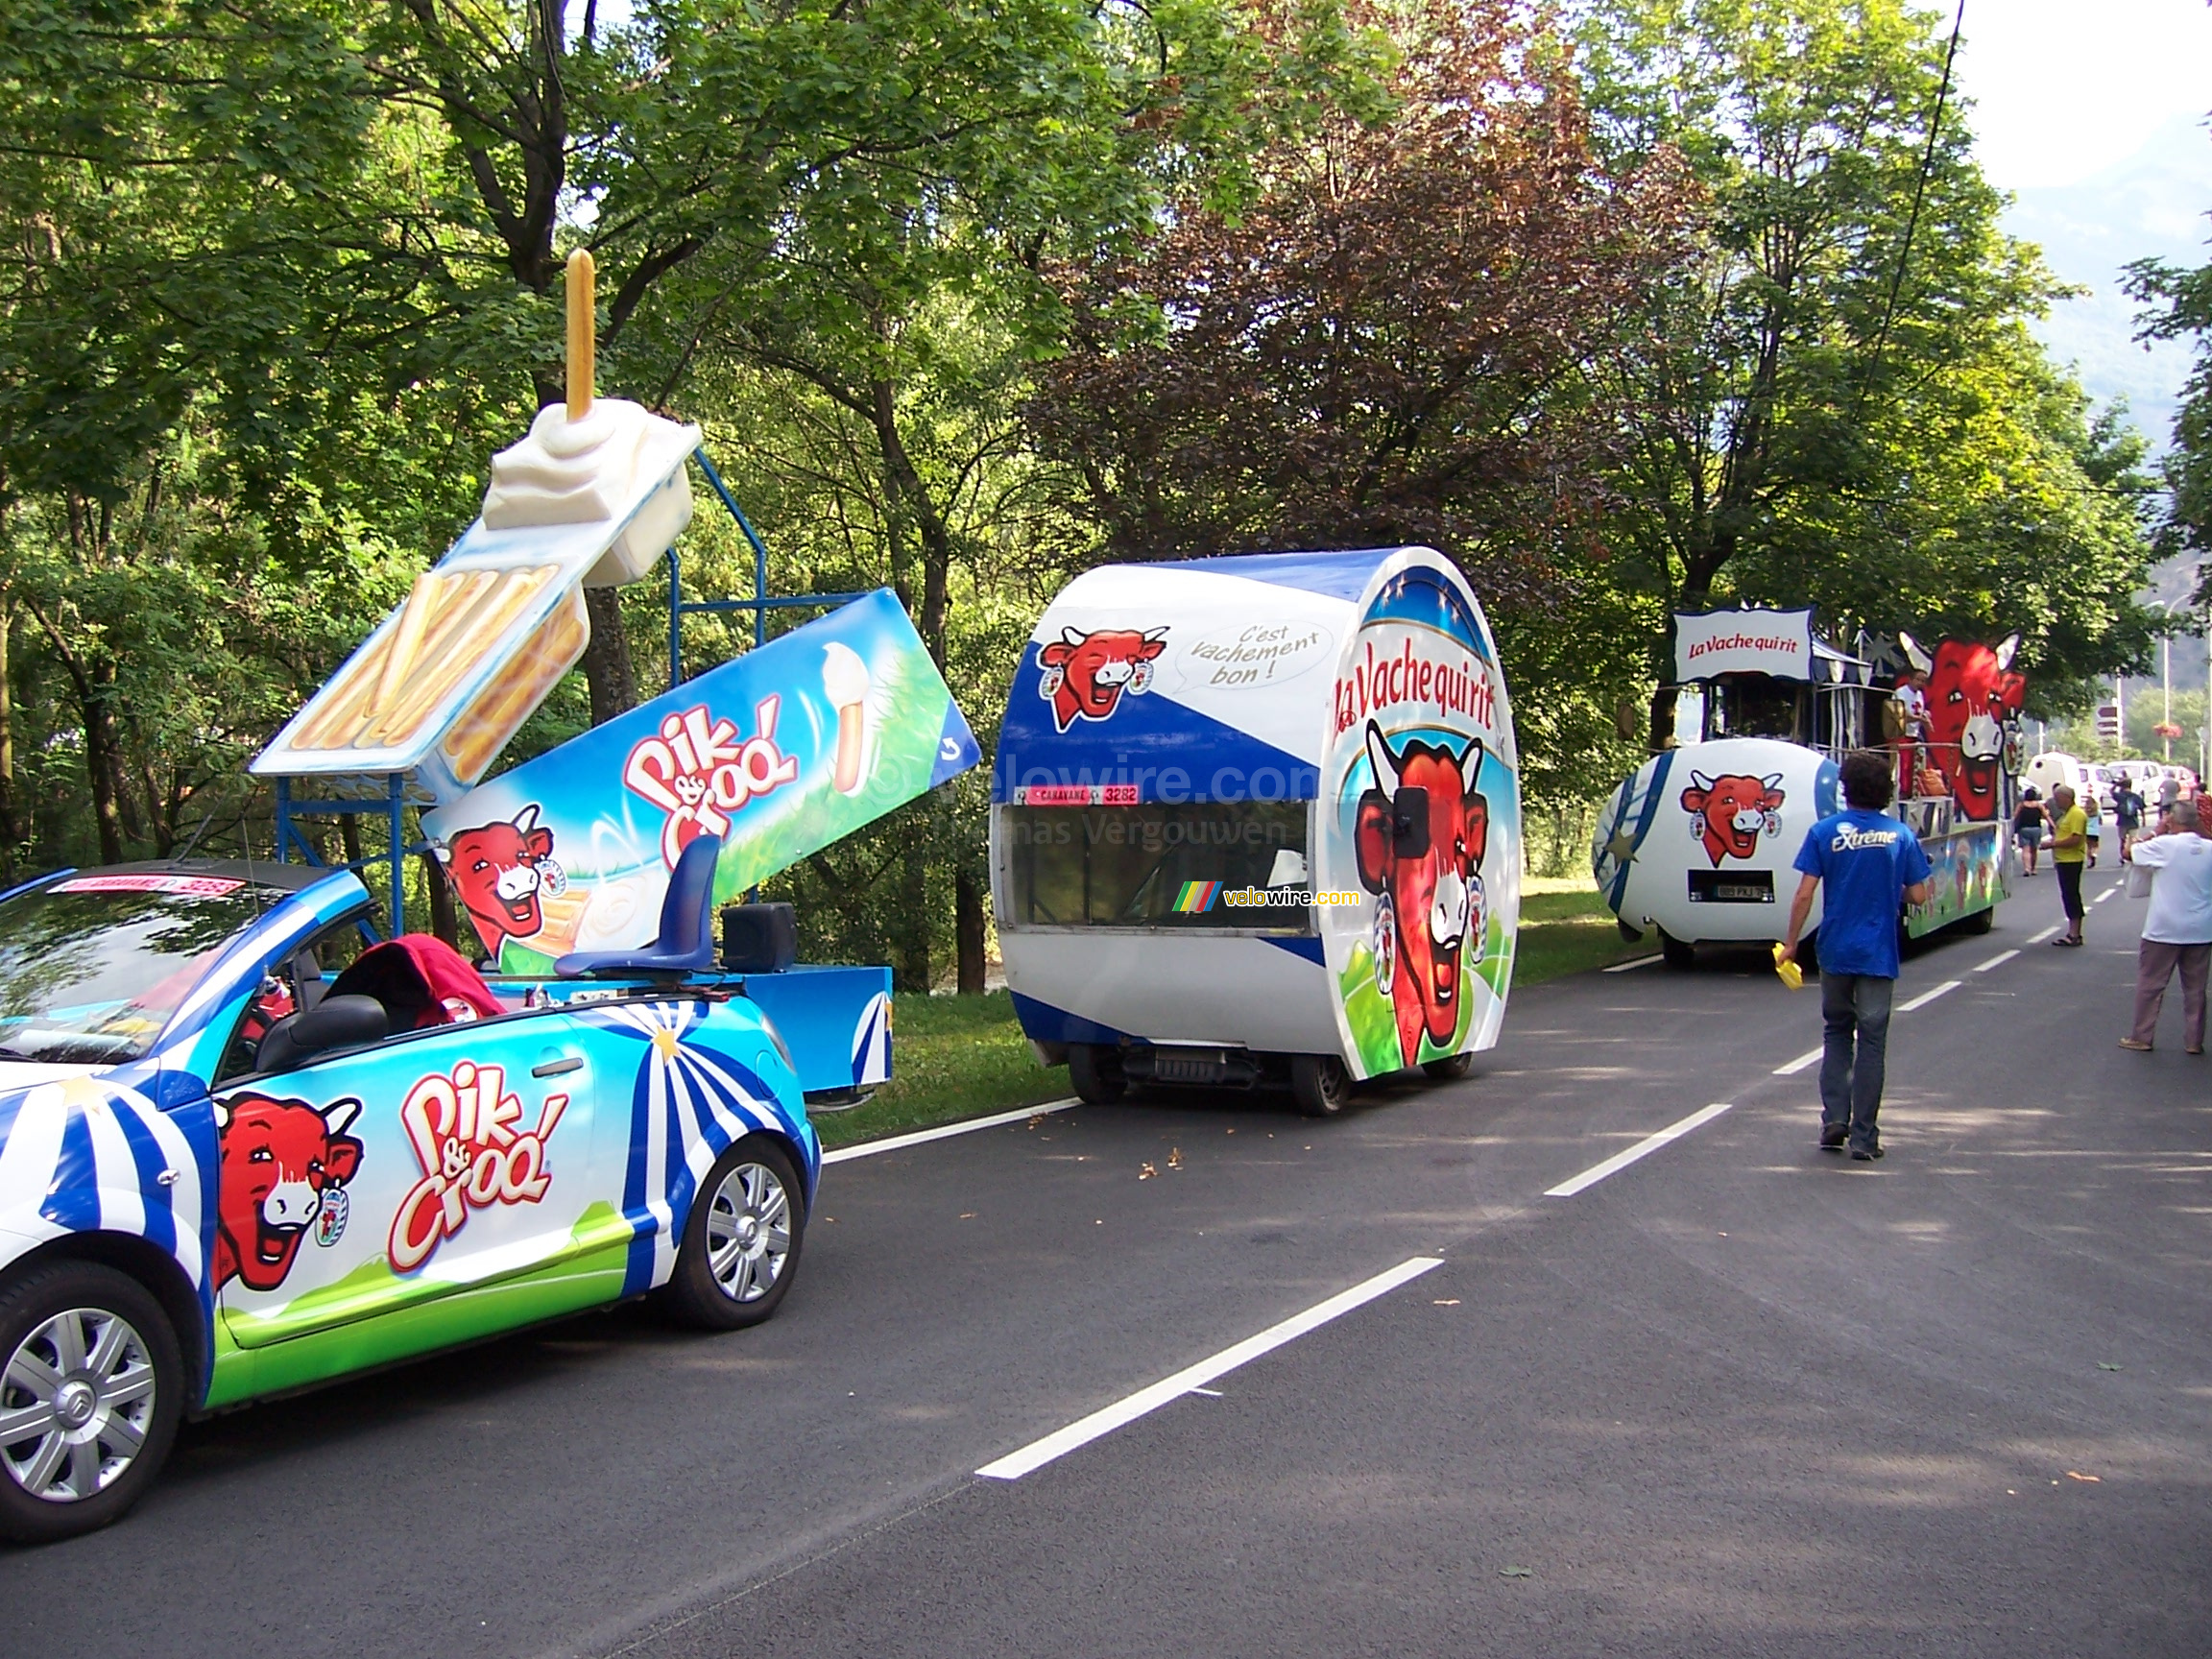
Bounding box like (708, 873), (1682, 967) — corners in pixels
(1772, 943), (1803, 991)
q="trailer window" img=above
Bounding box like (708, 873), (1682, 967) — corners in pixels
(1003, 803), (1311, 930)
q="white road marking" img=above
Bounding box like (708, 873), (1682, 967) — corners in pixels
(1545, 1102), (1735, 1198)
(2094, 887), (2116, 904)
(975, 1256), (1444, 1479)
(1973, 950), (2019, 973)
(1602, 954), (1664, 973)
(1897, 979), (1961, 1012)
(1774, 1047), (1823, 1076)
(823, 1099), (1077, 1165)
(2027, 925), (2061, 945)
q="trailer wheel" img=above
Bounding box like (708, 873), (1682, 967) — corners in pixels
(1291, 1054), (1350, 1117)
(1658, 929), (1696, 969)
(1958, 904), (1994, 935)
(1068, 1044), (1126, 1105)
(1422, 1052), (1475, 1081)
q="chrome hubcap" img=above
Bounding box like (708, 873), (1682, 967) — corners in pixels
(1, 1307), (157, 1504)
(704, 1162), (792, 1304)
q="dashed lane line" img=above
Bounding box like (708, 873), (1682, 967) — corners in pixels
(1974, 950), (2019, 973)
(1545, 1102), (1736, 1198)
(2094, 886), (2116, 904)
(975, 1256), (1444, 1479)
(2027, 925), (2062, 945)
(1897, 979), (1961, 1012)
(1774, 1047), (1823, 1076)
(824, 1099), (1076, 1166)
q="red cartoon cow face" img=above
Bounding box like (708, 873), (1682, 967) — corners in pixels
(1037, 626), (1167, 732)
(1680, 771), (1786, 866)
(213, 1094), (363, 1293)
(436, 805), (557, 957)
(1905, 633), (2024, 822)
(1355, 721), (1489, 1070)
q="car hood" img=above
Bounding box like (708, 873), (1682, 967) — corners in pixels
(0, 1059), (103, 1092)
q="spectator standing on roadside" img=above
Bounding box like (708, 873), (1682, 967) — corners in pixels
(2049, 783), (2088, 946)
(2013, 786), (2046, 876)
(2119, 798), (2212, 1053)
(2160, 771), (2181, 818)
(1779, 752), (1933, 1163)
(2114, 774), (2145, 857)
(2085, 793), (2104, 868)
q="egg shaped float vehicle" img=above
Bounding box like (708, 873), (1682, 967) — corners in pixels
(992, 547), (1522, 1116)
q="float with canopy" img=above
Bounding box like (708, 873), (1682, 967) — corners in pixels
(991, 547), (1521, 1116)
(1592, 607), (2027, 965)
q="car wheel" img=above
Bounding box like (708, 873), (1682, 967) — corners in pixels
(1794, 928), (1820, 975)
(1959, 904), (1994, 935)
(0, 1260), (182, 1546)
(1659, 929), (1695, 969)
(661, 1137), (806, 1332)
(1068, 1044), (1127, 1105)
(1615, 918), (1646, 944)
(1421, 1051), (1475, 1081)
(1291, 1053), (1350, 1117)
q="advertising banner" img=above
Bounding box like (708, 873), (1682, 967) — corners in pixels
(1317, 558), (1521, 1079)
(1672, 608), (1815, 683)
(423, 589), (979, 971)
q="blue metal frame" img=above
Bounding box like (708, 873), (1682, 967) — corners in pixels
(273, 773), (409, 940)
(669, 446), (868, 685)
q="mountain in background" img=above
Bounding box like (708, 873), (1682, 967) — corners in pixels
(2006, 112), (2210, 455)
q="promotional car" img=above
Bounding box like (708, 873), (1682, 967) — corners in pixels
(0, 859), (818, 1544)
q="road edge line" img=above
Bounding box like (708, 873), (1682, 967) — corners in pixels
(823, 1099), (1077, 1165)
(974, 1257), (1445, 1480)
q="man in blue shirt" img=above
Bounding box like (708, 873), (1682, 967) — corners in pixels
(1778, 751), (1933, 1161)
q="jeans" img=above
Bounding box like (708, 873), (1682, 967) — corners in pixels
(2055, 860), (2084, 922)
(2130, 940), (2211, 1049)
(1820, 972), (1894, 1151)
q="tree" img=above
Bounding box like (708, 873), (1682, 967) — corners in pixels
(2128, 246), (2212, 582)
(1575, 0), (2158, 742)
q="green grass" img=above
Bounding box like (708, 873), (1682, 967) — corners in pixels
(810, 876), (1651, 1153)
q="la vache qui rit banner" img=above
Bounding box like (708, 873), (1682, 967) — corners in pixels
(423, 589), (981, 971)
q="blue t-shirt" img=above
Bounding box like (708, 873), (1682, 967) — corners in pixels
(1793, 808), (1933, 978)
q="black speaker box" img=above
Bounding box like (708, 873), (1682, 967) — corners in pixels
(720, 902), (798, 973)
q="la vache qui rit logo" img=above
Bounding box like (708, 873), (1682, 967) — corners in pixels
(624, 696), (801, 866)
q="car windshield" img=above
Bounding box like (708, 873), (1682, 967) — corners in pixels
(0, 874), (282, 1064)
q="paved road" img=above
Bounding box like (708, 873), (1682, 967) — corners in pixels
(6, 868), (2206, 1656)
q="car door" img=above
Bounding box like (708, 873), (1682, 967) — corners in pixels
(211, 1008), (613, 1368)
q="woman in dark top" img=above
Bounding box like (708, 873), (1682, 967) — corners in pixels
(2013, 786), (2047, 876)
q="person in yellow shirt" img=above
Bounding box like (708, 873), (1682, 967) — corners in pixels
(2048, 783), (2088, 946)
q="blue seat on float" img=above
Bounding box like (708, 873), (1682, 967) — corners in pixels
(555, 833), (723, 977)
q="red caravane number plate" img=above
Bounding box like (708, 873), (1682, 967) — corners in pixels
(53, 875), (246, 898)
(1016, 784), (1142, 807)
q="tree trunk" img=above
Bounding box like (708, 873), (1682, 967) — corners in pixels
(81, 684), (126, 866)
(582, 587), (641, 716)
(422, 849), (460, 949)
(0, 601), (17, 860)
(955, 866), (987, 995)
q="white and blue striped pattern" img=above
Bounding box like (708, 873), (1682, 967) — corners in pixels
(592, 1002), (781, 1294)
(850, 993), (891, 1087)
(0, 1076), (207, 1288)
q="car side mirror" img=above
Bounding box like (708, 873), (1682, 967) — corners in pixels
(1392, 785), (1431, 858)
(256, 994), (389, 1073)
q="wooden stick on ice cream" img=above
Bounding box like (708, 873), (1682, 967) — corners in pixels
(566, 249), (595, 421)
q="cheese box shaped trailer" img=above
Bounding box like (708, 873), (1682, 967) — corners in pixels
(1592, 610), (2026, 966)
(993, 548), (1522, 1116)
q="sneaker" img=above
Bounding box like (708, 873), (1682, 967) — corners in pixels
(1850, 1144), (1884, 1162)
(2119, 1038), (2152, 1052)
(1819, 1128), (1848, 1151)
